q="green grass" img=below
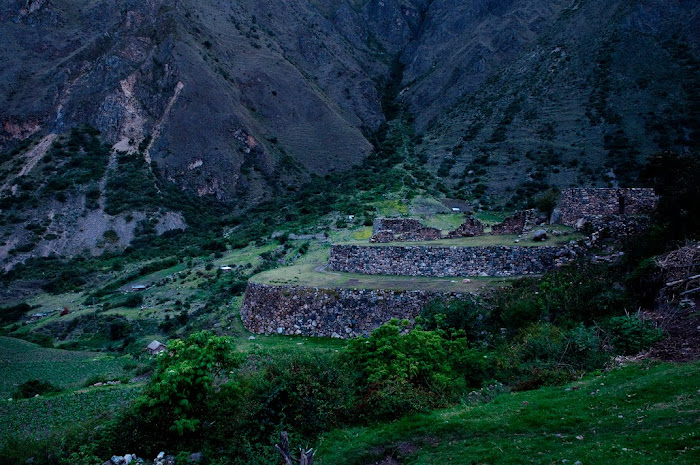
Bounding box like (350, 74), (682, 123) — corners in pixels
(422, 213), (467, 231)
(408, 196), (452, 216)
(373, 199), (410, 216)
(0, 384), (141, 442)
(0, 337), (130, 398)
(236, 334), (347, 353)
(475, 211), (509, 225)
(317, 361), (700, 464)
(250, 262), (506, 293)
(340, 225), (579, 247)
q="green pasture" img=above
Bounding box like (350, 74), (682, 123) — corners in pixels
(317, 361), (700, 464)
(0, 337), (131, 398)
(250, 263), (506, 293)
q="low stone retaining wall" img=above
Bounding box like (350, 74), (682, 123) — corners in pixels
(240, 282), (470, 338)
(328, 244), (567, 277)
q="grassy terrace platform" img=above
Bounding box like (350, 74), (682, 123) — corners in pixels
(342, 225), (580, 248)
(250, 263), (507, 293)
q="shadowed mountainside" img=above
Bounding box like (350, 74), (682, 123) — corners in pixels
(0, 0), (697, 263)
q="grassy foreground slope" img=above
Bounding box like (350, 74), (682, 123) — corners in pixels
(317, 362), (700, 464)
(0, 337), (130, 398)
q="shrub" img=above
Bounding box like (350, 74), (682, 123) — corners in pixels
(0, 302), (31, 324)
(532, 188), (560, 216)
(12, 379), (62, 398)
(344, 320), (488, 419)
(420, 297), (489, 343)
(514, 323), (566, 368)
(123, 294), (143, 308)
(132, 332), (242, 438)
(103, 230), (119, 243)
(109, 318), (132, 340)
(605, 314), (664, 355)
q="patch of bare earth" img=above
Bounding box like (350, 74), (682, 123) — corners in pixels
(365, 439), (436, 464)
(644, 300), (700, 362)
(647, 243), (700, 361)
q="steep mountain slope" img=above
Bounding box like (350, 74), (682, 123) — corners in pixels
(0, 0), (697, 265)
(411, 0), (699, 206)
(0, 0), (431, 201)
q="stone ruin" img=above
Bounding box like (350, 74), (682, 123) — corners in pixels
(241, 283), (471, 338)
(447, 217), (485, 238)
(329, 244), (570, 277)
(370, 218), (441, 242)
(490, 209), (539, 235)
(371, 216), (491, 242)
(241, 187), (660, 339)
(558, 188), (658, 226)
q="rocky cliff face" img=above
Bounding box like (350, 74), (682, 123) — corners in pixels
(0, 0), (427, 203)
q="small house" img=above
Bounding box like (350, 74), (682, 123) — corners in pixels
(219, 265), (233, 272)
(452, 207), (461, 212)
(146, 340), (167, 355)
(131, 284), (149, 291)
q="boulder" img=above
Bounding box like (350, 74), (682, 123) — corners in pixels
(549, 208), (562, 224)
(532, 229), (548, 241)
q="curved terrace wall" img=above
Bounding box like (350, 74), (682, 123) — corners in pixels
(240, 283), (470, 338)
(328, 244), (566, 277)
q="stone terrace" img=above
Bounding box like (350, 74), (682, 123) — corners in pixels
(328, 244), (569, 277)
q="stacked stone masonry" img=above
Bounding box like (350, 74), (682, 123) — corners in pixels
(328, 244), (567, 277)
(447, 217), (485, 238)
(241, 283), (471, 338)
(370, 218), (441, 242)
(491, 209), (539, 235)
(559, 188), (658, 226)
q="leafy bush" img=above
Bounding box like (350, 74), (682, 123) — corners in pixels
(420, 297), (488, 342)
(123, 294), (143, 308)
(345, 319), (487, 419)
(513, 322), (607, 373)
(605, 314), (664, 355)
(493, 262), (632, 331)
(0, 302), (31, 324)
(108, 317), (132, 340)
(134, 331), (242, 435)
(12, 379), (62, 398)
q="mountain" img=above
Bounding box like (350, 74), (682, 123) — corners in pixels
(0, 0), (697, 265)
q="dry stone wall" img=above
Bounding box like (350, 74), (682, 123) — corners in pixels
(447, 218), (485, 238)
(491, 209), (539, 235)
(559, 188), (657, 225)
(370, 218), (441, 242)
(240, 282), (470, 338)
(328, 244), (567, 277)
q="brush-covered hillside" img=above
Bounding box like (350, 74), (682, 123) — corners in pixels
(1, 0), (697, 212)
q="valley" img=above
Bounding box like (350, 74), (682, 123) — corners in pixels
(0, 0), (698, 463)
